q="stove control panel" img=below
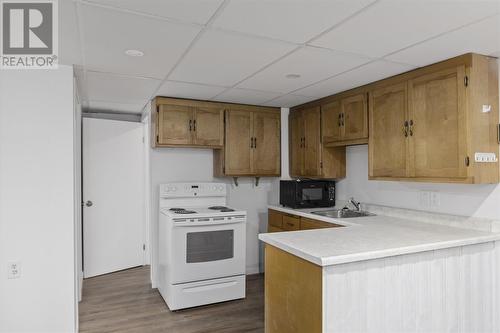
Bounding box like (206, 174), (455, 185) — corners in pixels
(160, 182), (226, 197)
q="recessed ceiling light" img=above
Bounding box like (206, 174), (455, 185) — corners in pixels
(285, 73), (301, 79)
(124, 49), (144, 57)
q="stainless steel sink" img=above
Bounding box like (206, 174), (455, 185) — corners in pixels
(311, 209), (375, 218)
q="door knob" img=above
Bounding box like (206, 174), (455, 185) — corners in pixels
(85, 200), (93, 207)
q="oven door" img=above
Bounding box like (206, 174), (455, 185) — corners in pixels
(169, 218), (246, 284)
(297, 182), (331, 208)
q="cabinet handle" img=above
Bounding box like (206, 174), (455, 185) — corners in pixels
(409, 120), (414, 136)
(254, 137), (257, 148)
(338, 113), (342, 127)
(341, 113), (345, 126)
(189, 119), (192, 131)
(193, 119), (196, 131)
(403, 120), (409, 137)
(250, 137), (254, 148)
(286, 222), (294, 227)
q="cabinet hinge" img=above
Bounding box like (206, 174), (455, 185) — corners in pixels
(320, 161), (323, 169)
(465, 156), (470, 167)
(156, 134), (159, 143)
(464, 76), (469, 87)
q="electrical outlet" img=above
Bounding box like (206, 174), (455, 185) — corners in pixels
(7, 261), (21, 279)
(429, 192), (440, 208)
(418, 192), (430, 208)
(474, 152), (498, 163)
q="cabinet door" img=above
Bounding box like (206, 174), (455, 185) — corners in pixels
(369, 82), (409, 178)
(268, 210), (283, 228)
(282, 215), (300, 231)
(289, 111), (304, 177)
(192, 106), (224, 147)
(342, 93), (368, 141)
(225, 110), (254, 175)
(303, 107), (322, 177)
(253, 111), (280, 175)
(321, 100), (343, 144)
(408, 66), (467, 178)
(158, 104), (193, 145)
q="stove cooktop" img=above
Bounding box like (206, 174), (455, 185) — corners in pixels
(162, 206), (243, 217)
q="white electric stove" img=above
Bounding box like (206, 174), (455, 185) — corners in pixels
(158, 182), (246, 310)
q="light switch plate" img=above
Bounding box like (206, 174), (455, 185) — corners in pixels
(482, 105), (492, 113)
(7, 261), (21, 279)
(474, 152), (498, 163)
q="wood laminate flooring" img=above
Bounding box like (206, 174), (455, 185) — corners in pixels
(79, 266), (264, 333)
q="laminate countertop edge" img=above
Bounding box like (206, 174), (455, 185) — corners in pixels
(259, 205), (500, 267)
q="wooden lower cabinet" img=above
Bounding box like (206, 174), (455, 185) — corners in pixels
(265, 245), (322, 333)
(300, 217), (343, 230)
(267, 209), (342, 233)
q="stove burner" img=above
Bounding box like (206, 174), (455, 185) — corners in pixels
(169, 208), (186, 212)
(174, 210), (197, 214)
(220, 208), (235, 212)
(208, 206), (228, 210)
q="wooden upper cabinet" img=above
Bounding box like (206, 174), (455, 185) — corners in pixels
(343, 94), (368, 141)
(153, 98), (224, 148)
(289, 111), (304, 176)
(289, 107), (346, 179)
(214, 106), (281, 177)
(303, 107), (322, 177)
(368, 54), (498, 184)
(158, 104), (192, 145)
(369, 82), (409, 178)
(253, 111), (281, 175)
(224, 110), (254, 175)
(192, 106), (224, 146)
(408, 66), (467, 179)
(290, 53), (498, 184)
(322, 100), (342, 144)
(322, 93), (368, 147)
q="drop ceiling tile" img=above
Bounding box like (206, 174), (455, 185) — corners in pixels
(85, 0), (224, 24)
(59, 0), (81, 66)
(88, 100), (146, 114)
(212, 0), (376, 44)
(157, 81), (227, 100)
(386, 15), (500, 67)
(81, 4), (200, 79)
(295, 60), (415, 98)
(86, 71), (161, 106)
(263, 95), (317, 108)
(238, 47), (371, 94)
(311, 0), (500, 58)
(213, 88), (282, 105)
(169, 30), (296, 86)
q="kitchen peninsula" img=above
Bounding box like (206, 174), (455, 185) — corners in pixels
(259, 205), (500, 333)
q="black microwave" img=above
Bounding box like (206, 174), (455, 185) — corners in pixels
(279, 180), (335, 209)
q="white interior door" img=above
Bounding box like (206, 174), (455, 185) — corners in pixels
(83, 118), (145, 278)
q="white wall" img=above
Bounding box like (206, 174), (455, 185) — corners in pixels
(336, 144), (500, 218)
(0, 66), (78, 333)
(148, 107), (288, 285)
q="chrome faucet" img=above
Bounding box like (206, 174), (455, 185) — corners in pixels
(349, 197), (361, 211)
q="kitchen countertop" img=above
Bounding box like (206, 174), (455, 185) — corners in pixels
(258, 205), (500, 267)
